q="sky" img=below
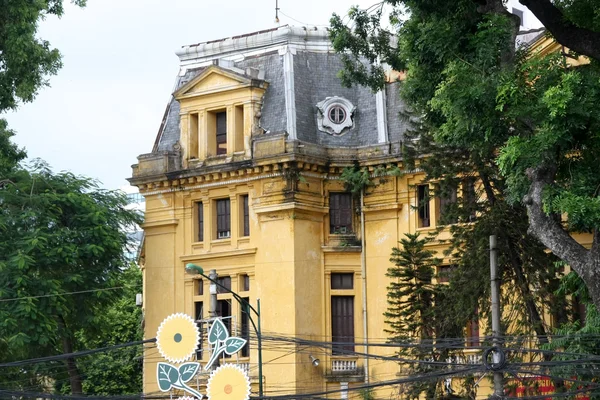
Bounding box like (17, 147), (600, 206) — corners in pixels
(2, 0), (376, 190)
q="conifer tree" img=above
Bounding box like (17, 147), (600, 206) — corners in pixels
(385, 233), (465, 399)
(385, 233), (438, 342)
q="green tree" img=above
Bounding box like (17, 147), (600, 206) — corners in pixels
(55, 265), (143, 395)
(385, 233), (464, 399)
(538, 268), (600, 398)
(386, 233), (439, 342)
(329, 0), (600, 313)
(0, 120), (26, 178)
(0, 0), (86, 112)
(0, 155), (142, 394)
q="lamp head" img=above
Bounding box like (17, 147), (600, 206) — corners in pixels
(185, 263), (204, 275)
(309, 355), (320, 367)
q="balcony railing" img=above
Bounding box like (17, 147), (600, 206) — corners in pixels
(332, 359), (358, 372)
(445, 354), (482, 365)
(239, 362), (250, 374)
(326, 358), (364, 382)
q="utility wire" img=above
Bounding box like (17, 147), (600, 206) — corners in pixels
(0, 338), (155, 368)
(0, 284), (142, 303)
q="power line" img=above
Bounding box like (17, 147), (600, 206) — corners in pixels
(0, 283), (142, 303)
(0, 339), (155, 368)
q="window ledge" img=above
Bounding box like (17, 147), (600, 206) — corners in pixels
(192, 242), (204, 250)
(327, 234), (361, 248)
(329, 232), (356, 238)
(211, 238), (232, 247)
(322, 245), (362, 253)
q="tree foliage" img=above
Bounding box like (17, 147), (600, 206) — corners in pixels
(57, 265), (143, 395)
(541, 270), (600, 399)
(385, 233), (466, 399)
(386, 233), (439, 340)
(0, 133), (142, 394)
(0, 0), (86, 112)
(329, 0), (600, 312)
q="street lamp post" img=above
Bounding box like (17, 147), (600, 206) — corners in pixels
(185, 263), (263, 398)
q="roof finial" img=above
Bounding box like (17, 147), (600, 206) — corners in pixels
(275, 0), (280, 24)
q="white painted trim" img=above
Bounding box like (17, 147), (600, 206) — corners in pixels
(281, 46), (297, 140)
(176, 26), (332, 66)
(375, 89), (388, 143)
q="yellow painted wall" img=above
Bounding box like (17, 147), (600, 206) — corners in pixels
(136, 163), (506, 398)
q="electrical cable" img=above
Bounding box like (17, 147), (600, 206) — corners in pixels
(0, 338), (155, 368)
(0, 283), (142, 303)
(5, 327), (600, 399)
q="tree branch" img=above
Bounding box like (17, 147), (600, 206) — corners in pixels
(524, 166), (588, 274)
(519, 0), (600, 61)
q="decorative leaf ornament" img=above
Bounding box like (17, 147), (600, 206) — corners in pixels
(156, 361), (204, 399)
(204, 319), (247, 370)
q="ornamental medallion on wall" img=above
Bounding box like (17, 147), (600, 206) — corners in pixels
(316, 96), (356, 136)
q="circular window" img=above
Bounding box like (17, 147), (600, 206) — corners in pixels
(328, 106), (347, 124)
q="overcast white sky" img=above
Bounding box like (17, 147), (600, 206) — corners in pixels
(2, 0), (376, 189)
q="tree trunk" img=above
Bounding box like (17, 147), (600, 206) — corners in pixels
(518, 0), (600, 62)
(525, 166), (600, 311)
(57, 316), (83, 394)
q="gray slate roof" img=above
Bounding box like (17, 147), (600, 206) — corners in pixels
(153, 47), (410, 153)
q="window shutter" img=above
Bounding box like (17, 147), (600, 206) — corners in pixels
(197, 202), (204, 242)
(241, 297), (250, 357)
(331, 296), (354, 354)
(216, 112), (227, 155)
(243, 195), (249, 236)
(216, 199), (231, 238)
(330, 193), (352, 233)
(418, 185), (430, 227)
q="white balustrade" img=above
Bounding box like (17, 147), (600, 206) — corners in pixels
(331, 360), (357, 372)
(239, 363), (250, 374)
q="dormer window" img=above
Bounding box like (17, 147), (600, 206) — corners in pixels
(216, 111), (227, 155)
(316, 96), (356, 136)
(173, 65), (268, 164)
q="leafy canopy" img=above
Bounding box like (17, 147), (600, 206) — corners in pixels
(0, 0), (86, 111)
(0, 142), (142, 393)
(329, 0), (600, 310)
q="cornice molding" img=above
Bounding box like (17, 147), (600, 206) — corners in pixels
(180, 248), (257, 261)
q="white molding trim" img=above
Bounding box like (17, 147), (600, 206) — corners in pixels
(375, 89), (388, 143)
(281, 45), (297, 140)
(176, 26), (332, 68)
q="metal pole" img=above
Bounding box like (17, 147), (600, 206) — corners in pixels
(209, 269), (218, 318)
(208, 269), (218, 369)
(360, 189), (369, 383)
(257, 299), (263, 398)
(187, 265), (263, 397)
(490, 235), (503, 398)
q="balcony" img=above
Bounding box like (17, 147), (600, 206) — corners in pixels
(325, 358), (365, 382)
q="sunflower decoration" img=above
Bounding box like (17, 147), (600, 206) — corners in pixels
(156, 313), (200, 364)
(207, 364), (251, 400)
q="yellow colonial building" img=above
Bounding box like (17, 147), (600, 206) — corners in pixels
(129, 25), (564, 399)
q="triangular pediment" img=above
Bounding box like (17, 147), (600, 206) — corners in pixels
(174, 66), (255, 99)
